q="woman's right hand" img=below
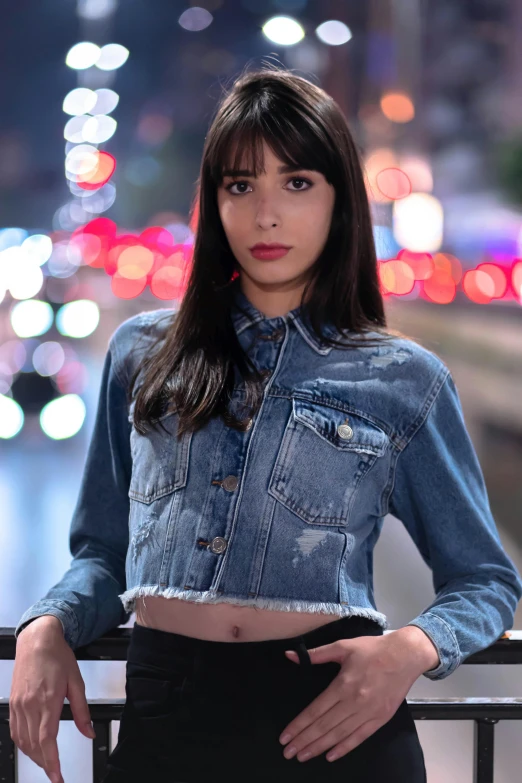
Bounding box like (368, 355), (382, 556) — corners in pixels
(10, 615), (96, 783)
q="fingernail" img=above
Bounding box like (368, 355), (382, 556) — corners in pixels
(50, 774), (61, 783)
(280, 733), (292, 744)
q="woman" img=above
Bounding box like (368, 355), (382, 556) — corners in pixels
(12, 66), (522, 783)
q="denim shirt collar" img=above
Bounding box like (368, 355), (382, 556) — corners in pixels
(230, 277), (336, 356)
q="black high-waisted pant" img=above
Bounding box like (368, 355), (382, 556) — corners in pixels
(101, 615), (427, 782)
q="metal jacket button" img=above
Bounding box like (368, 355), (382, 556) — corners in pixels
(337, 424), (354, 439)
(222, 475), (239, 491)
(209, 537), (228, 554)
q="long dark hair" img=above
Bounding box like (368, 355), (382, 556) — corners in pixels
(129, 64), (405, 439)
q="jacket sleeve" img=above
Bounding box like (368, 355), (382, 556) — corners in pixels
(14, 336), (132, 650)
(388, 368), (522, 680)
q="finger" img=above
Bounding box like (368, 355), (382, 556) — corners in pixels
(324, 717), (384, 762)
(27, 710), (47, 768)
(17, 708), (45, 767)
(9, 704), (18, 745)
(283, 702), (356, 759)
(280, 679), (343, 744)
(40, 708), (63, 783)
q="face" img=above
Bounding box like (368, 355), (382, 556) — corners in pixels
(216, 139), (336, 315)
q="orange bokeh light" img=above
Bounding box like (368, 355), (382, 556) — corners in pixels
(380, 93), (415, 123)
(76, 151), (116, 190)
(150, 265), (185, 300)
(379, 260), (416, 295)
(117, 245), (155, 280)
(432, 252), (463, 284)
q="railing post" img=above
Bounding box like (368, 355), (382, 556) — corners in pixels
(0, 720), (16, 783)
(473, 718), (497, 783)
(92, 720), (111, 783)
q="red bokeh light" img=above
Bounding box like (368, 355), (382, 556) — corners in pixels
(397, 249), (434, 280)
(111, 273), (148, 299)
(422, 269), (456, 304)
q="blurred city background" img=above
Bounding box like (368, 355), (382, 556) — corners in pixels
(1, 1), (521, 781)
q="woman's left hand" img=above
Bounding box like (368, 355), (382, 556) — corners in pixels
(278, 633), (424, 763)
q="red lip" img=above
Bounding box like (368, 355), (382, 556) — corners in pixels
(249, 243), (292, 250)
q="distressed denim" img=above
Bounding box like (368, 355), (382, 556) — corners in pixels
(16, 279), (522, 680)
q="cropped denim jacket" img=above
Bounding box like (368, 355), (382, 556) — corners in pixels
(15, 280), (522, 680)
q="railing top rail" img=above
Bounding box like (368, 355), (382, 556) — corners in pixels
(1, 628), (522, 662)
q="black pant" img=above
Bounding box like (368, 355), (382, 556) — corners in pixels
(101, 615), (427, 782)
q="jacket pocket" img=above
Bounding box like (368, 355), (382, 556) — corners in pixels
(268, 397), (389, 526)
(128, 409), (192, 503)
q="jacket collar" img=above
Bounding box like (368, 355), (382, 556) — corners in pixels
(230, 277), (336, 356)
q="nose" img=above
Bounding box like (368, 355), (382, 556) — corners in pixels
(255, 198), (280, 230)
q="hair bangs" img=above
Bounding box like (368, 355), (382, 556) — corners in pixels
(211, 103), (333, 187)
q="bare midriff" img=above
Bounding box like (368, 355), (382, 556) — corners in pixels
(134, 595), (341, 641)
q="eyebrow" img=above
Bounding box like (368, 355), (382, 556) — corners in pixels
(221, 164), (310, 177)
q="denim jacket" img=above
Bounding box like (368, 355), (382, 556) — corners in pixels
(15, 280), (522, 680)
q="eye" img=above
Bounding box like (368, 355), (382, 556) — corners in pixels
(286, 177), (313, 191)
(225, 181), (252, 195)
(224, 177), (313, 196)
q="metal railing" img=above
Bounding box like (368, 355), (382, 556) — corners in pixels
(1, 627), (522, 782)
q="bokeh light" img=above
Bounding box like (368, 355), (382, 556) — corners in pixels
(0, 394), (24, 439)
(262, 16), (305, 45)
(40, 394), (86, 440)
(315, 20), (352, 46)
(393, 193), (444, 253)
(381, 92), (415, 123)
(10, 300), (54, 338)
(55, 300), (100, 338)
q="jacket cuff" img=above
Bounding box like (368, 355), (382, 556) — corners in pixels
(406, 612), (461, 681)
(15, 601), (80, 649)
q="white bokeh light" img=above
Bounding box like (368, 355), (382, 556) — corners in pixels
(393, 193), (444, 253)
(93, 88), (119, 114)
(316, 20), (352, 46)
(10, 300), (54, 338)
(63, 88), (98, 116)
(21, 234), (53, 266)
(64, 115), (90, 143)
(96, 43), (129, 70)
(77, 0), (117, 21)
(40, 394), (86, 440)
(65, 144), (99, 179)
(65, 42), (101, 70)
(178, 7), (213, 32)
(0, 394), (24, 439)
(82, 114), (118, 143)
(8, 259), (44, 300)
(0, 228), (28, 251)
(56, 300), (100, 338)
(262, 16), (305, 46)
